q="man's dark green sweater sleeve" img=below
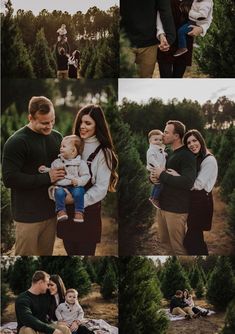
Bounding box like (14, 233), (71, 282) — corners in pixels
(2, 136), (51, 189)
(16, 298), (54, 334)
(157, 0), (176, 45)
(159, 152), (196, 190)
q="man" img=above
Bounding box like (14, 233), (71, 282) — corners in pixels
(2, 96), (65, 255)
(151, 120), (196, 255)
(15, 271), (70, 334)
(120, 0), (176, 77)
(170, 290), (196, 319)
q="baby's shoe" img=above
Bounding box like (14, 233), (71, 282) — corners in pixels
(74, 212), (84, 223)
(174, 48), (188, 57)
(57, 210), (68, 222)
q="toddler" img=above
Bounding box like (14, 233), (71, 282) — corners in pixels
(174, 0), (213, 57)
(57, 24), (67, 42)
(55, 289), (85, 334)
(39, 135), (90, 223)
(146, 129), (166, 209)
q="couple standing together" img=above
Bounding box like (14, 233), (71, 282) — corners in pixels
(121, 0), (213, 78)
(148, 120), (218, 255)
(2, 96), (118, 256)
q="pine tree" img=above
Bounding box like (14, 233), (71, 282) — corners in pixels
(100, 262), (117, 299)
(190, 264), (201, 289)
(9, 257), (37, 294)
(161, 257), (191, 299)
(119, 32), (138, 78)
(221, 298), (235, 334)
(32, 28), (56, 78)
(220, 156), (235, 202)
(194, 0), (235, 77)
(119, 257), (169, 334)
(39, 256), (91, 296)
(83, 258), (97, 283)
(1, 0), (34, 77)
(228, 190), (235, 233)
(206, 256), (235, 310)
(195, 276), (204, 298)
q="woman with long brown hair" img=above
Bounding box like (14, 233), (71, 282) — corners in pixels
(57, 104), (118, 255)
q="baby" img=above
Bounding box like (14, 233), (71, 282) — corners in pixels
(39, 135), (90, 223)
(57, 24), (67, 42)
(55, 289), (85, 333)
(174, 0), (213, 56)
(146, 129), (167, 209)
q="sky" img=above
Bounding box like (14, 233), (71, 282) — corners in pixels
(118, 79), (235, 105)
(1, 0), (119, 14)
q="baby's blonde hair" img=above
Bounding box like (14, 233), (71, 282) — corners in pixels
(66, 288), (78, 297)
(148, 129), (163, 140)
(63, 135), (84, 156)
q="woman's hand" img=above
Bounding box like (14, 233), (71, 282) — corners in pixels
(188, 25), (203, 36)
(166, 168), (180, 176)
(158, 34), (170, 52)
(70, 321), (79, 331)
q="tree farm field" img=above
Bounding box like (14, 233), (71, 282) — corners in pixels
(1, 283), (118, 327)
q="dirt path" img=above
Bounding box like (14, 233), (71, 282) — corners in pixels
(135, 187), (235, 255)
(1, 284), (118, 327)
(4, 216), (118, 256)
(165, 299), (225, 334)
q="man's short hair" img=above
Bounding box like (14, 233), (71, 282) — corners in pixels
(32, 271), (50, 284)
(175, 290), (183, 296)
(148, 129), (163, 140)
(28, 96), (54, 118)
(167, 120), (186, 140)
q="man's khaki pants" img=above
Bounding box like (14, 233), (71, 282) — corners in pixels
(157, 209), (188, 255)
(19, 323), (71, 334)
(130, 45), (158, 78)
(172, 306), (194, 317)
(15, 217), (57, 256)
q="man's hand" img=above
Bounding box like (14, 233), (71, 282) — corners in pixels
(158, 34), (170, 52)
(188, 25), (203, 36)
(70, 321), (79, 331)
(71, 179), (78, 187)
(49, 167), (65, 183)
(149, 166), (165, 183)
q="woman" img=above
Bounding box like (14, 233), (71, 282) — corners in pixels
(157, 0), (212, 78)
(168, 129), (218, 254)
(57, 104), (118, 255)
(183, 289), (209, 316)
(48, 275), (66, 322)
(68, 50), (81, 79)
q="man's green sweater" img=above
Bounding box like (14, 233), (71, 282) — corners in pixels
(159, 146), (196, 213)
(2, 126), (62, 222)
(15, 290), (54, 334)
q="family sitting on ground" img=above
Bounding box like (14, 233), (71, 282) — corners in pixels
(15, 271), (117, 334)
(170, 289), (209, 320)
(55, 24), (81, 79)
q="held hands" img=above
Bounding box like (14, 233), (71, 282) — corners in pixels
(49, 167), (65, 183)
(158, 34), (170, 52)
(188, 25), (203, 36)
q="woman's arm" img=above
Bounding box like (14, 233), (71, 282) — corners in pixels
(84, 151), (111, 208)
(193, 156), (218, 192)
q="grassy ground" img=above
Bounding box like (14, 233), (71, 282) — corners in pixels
(1, 283), (118, 327)
(135, 187), (235, 255)
(164, 298), (225, 334)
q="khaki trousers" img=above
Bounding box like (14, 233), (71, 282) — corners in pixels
(57, 70), (68, 79)
(157, 209), (187, 255)
(15, 217), (57, 256)
(172, 306), (194, 317)
(130, 45), (158, 78)
(19, 323), (71, 334)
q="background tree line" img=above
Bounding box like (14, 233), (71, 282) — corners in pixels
(119, 256), (235, 334)
(115, 97), (235, 254)
(1, 255), (118, 316)
(1, 0), (119, 78)
(1, 79), (118, 252)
